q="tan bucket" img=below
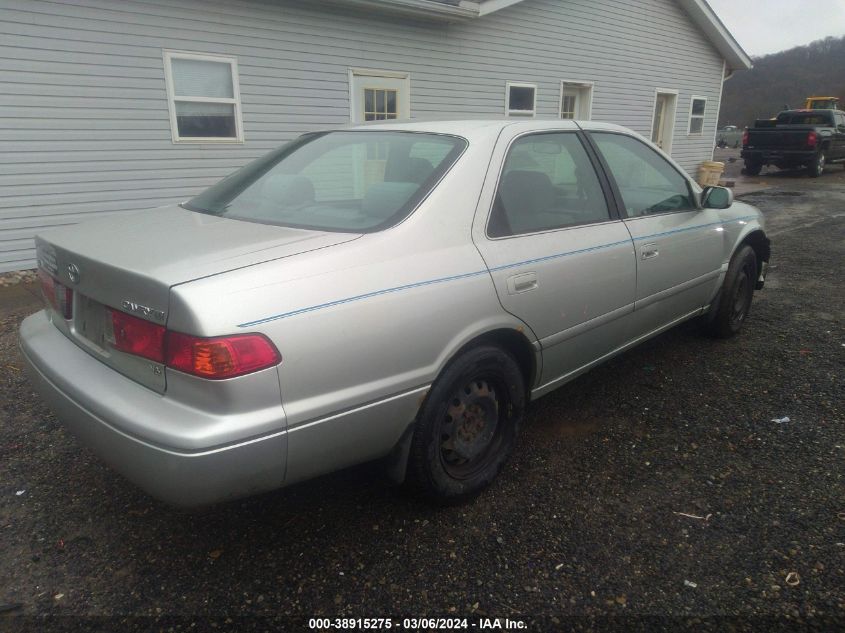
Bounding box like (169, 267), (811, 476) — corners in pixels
(697, 161), (725, 187)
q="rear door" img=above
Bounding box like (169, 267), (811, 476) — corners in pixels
(472, 126), (636, 390)
(586, 131), (723, 333)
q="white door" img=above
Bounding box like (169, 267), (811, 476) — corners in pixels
(560, 82), (593, 120)
(349, 70), (410, 124)
(651, 91), (677, 152)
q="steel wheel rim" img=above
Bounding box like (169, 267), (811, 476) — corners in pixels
(818, 154), (825, 173)
(439, 379), (503, 479)
(730, 265), (753, 325)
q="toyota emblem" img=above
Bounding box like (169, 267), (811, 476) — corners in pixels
(67, 263), (81, 284)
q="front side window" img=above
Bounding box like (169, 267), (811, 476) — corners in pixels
(506, 82), (537, 117)
(488, 133), (610, 237)
(688, 96), (707, 135)
(591, 132), (694, 218)
(163, 51), (243, 143)
(184, 131), (465, 232)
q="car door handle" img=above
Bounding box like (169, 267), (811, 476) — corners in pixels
(507, 272), (538, 295)
(640, 243), (659, 260)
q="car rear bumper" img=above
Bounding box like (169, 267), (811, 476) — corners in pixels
(19, 311), (288, 507)
(742, 149), (816, 164)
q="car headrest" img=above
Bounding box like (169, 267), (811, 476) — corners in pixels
(500, 170), (555, 216)
(405, 157), (435, 184)
(361, 182), (419, 220)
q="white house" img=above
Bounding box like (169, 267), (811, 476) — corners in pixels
(0, 0), (751, 272)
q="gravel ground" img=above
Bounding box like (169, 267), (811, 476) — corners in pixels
(0, 171), (843, 632)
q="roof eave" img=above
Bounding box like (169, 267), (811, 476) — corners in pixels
(675, 0), (753, 70)
(322, 0), (480, 21)
(325, 0), (753, 71)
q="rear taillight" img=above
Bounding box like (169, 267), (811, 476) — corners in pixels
(106, 308), (280, 379)
(807, 131), (818, 147)
(742, 130), (750, 147)
(38, 269), (72, 320)
(165, 332), (281, 380)
(110, 309), (166, 363)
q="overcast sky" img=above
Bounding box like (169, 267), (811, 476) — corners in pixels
(708, 0), (845, 57)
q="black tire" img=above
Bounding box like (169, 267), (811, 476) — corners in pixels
(744, 161), (762, 176)
(808, 150), (826, 178)
(406, 345), (525, 503)
(705, 245), (757, 338)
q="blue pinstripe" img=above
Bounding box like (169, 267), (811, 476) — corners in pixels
(237, 215), (758, 328)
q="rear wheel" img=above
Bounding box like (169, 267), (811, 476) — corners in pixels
(406, 345), (525, 503)
(744, 161), (762, 176)
(705, 245), (757, 338)
(808, 151), (826, 177)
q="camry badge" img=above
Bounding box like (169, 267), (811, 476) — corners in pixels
(67, 263), (81, 284)
(122, 300), (166, 323)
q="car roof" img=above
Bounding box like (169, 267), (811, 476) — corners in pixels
(327, 119), (633, 141)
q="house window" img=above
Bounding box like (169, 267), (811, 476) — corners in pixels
(364, 88), (398, 121)
(688, 96), (707, 135)
(349, 69), (410, 124)
(163, 50), (243, 143)
(506, 82), (537, 117)
(560, 82), (593, 120)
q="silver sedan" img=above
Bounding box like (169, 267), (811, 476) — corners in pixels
(20, 120), (770, 506)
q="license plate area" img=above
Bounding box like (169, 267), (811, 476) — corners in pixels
(73, 293), (111, 353)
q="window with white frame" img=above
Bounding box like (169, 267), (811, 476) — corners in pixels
(163, 50), (244, 143)
(506, 82), (537, 117)
(560, 81), (593, 120)
(688, 96), (707, 135)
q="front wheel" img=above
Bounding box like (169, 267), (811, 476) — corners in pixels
(705, 245), (757, 338)
(406, 345), (525, 503)
(808, 151), (826, 178)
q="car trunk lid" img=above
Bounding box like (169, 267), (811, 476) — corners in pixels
(35, 205), (359, 392)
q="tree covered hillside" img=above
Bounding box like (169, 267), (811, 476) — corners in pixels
(719, 35), (845, 128)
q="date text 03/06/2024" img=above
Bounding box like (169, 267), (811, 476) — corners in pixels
(307, 617), (528, 630)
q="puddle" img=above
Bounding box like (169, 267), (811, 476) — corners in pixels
(751, 191), (804, 198)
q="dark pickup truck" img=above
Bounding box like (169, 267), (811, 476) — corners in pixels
(741, 109), (845, 177)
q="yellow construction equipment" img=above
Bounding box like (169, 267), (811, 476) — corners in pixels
(804, 96), (840, 110)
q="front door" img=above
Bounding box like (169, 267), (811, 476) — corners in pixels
(834, 112), (845, 160)
(651, 91), (677, 153)
(589, 131), (724, 333)
(472, 127), (636, 391)
(349, 70), (410, 124)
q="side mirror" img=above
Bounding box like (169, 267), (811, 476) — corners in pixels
(701, 186), (734, 210)
(838, 124), (845, 132)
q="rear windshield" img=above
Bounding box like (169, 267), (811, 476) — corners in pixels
(184, 131), (466, 232)
(776, 112), (833, 125)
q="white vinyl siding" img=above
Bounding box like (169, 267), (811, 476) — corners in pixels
(0, 0), (727, 271)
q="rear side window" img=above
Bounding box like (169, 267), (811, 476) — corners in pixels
(591, 133), (694, 218)
(488, 133), (610, 238)
(776, 112), (833, 125)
